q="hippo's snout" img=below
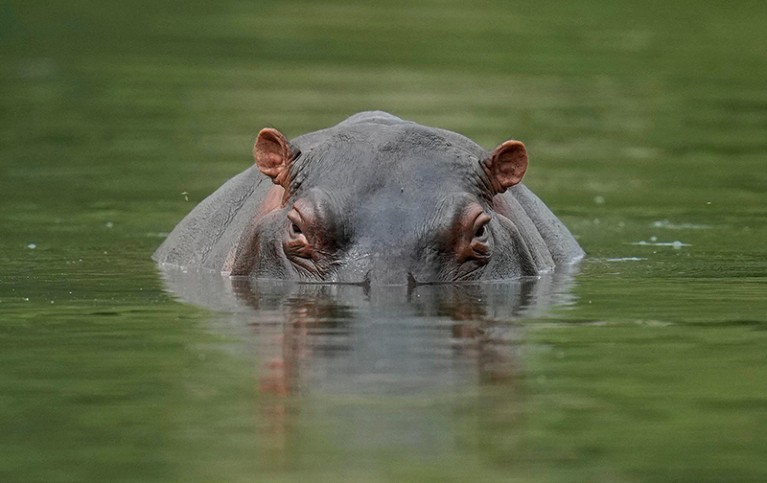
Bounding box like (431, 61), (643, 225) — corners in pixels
(334, 248), (418, 287)
(364, 266), (417, 287)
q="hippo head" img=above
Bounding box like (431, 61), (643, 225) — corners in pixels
(228, 117), (535, 285)
(154, 112), (582, 285)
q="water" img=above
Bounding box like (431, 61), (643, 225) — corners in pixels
(1, 1), (766, 481)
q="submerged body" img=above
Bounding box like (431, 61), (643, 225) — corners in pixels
(154, 112), (583, 284)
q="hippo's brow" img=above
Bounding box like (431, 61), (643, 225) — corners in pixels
(415, 194), (476, 240)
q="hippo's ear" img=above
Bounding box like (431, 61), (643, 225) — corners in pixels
(254, 128), (298, 187)
(481, 140), (528, 194)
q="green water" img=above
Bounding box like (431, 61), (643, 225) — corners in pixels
(2, 1), (766, 481)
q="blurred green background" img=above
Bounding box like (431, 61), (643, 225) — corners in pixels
(1, 1), (766, 482)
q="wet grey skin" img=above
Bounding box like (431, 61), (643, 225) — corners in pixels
(153, 111), (584, 285)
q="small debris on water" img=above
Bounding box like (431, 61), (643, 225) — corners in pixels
(594, 195), (605, 205)
(181, 191), (189, 201)
(105, 221), (114, 228)
(632, 240), (690, 249)
(652, 219), (711, 230)
(26, 243), (36, 249)
(606, 257), (646, 262)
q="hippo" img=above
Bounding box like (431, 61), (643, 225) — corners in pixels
(153, 111), (583, 285)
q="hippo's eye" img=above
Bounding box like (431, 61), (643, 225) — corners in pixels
(286, 209), (306, 240)
(467, 212), (492, 261)
(472, 214), (490, 243)
(454, 205), (492, 270)
(285, 209), (313, 261)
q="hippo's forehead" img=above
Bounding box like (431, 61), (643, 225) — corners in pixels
(292, 124), (488, 197)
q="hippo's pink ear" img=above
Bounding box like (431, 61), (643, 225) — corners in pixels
(254, 128), (296, 187)
(481, 140), (528, 194)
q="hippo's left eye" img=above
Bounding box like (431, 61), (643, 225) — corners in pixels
(453, 204), (493, 271)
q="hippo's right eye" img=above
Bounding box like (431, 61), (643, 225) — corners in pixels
(469, 212), (492, 257)
(452, 203), (493, 273)
(286, 209), (306, 239)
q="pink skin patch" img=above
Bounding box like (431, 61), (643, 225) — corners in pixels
(260, 185), (286, 214)
(222, 185), (285, 274)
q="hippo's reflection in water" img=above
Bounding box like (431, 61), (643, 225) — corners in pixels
(158, 267), (578, 459)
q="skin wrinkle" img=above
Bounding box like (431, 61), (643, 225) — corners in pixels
(491, 214), (538, 277)
(229, 211), (273, 276)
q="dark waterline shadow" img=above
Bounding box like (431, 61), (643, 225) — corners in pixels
(157, 265), (580, 317)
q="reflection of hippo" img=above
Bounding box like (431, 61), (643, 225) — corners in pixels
(157, 265), (579, 391)
(154, 111), (583, 284)
(156, 266), (580, 456)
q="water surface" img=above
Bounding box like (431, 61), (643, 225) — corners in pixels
(1, 1), (766, 481)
